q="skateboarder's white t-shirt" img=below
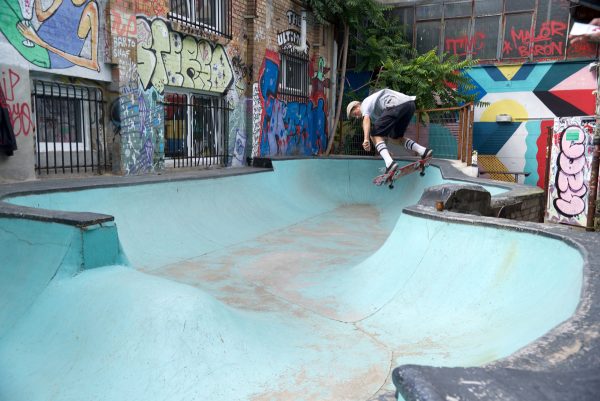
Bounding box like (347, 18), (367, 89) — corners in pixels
(360, 89), (416, 120)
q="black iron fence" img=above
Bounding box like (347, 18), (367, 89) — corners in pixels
(335, 117), (376, 156)
(163, 93), (230, 168)
(168, 0), (232, 38)
(32, 81), (108, 175)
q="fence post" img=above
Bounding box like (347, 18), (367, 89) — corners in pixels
(457, 105), (464, 161)
(541, 125), (553, 223)
(416, 111), (420, 144)
(587, 62), (600, 231)
(466, 103), (474, 166)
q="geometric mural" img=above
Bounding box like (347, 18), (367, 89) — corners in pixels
(466, 60), (596, 188)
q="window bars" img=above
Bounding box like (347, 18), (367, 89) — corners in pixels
(32, 80), (108, 175)
(163, 93), (230, 168)
(278, 49), (310, 103)
(168, 0), (232, 38)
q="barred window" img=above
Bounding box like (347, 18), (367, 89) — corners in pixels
(32, 81), (107, 174)
(278, 50), (309, 102)
(163, 92), (229, 168)
(169, 0), (231, 38)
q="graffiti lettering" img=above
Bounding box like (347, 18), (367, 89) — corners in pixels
(0, 68), (32, 137)
(286, 10), (302, 28)
(231, 55), (253, 80)
(135, 0), (168, 17)
(445, 32), (485, 57)
(504, 20), (567, 58)
(277, 29), (305, 50)
(553, 125), (588, 217)
(136, 17), (233, 95)
(111, 9), (137, 38)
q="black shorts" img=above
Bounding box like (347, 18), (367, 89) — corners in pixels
(372, 101), (416, 139)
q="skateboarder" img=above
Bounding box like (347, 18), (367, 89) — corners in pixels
(347, 88), (432, 175)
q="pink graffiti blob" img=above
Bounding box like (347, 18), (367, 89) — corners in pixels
(553, 126), (588, 218)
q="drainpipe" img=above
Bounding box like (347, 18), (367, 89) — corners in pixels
(294, 10), (307, 53)
(329, 40), (338, 138)
(587, 61), (600, 231)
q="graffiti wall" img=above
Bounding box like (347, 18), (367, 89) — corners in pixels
(136, 17), (233, 95)
(466, 60), (596, 188)
(0, 64), (35, 180)
(0, 0), (111, 81)
(256, 50), (328, 157)
(226, 43), (251, 167)
(546, 116), (595, 227)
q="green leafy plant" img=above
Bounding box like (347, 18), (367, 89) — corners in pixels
(352, 14), (483, 110)
(377, 50), (481, 110)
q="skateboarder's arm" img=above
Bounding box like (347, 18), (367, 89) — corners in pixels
(362, 115), (371, 151)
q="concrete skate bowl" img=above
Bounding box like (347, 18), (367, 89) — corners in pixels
(0, 158), (586, 401)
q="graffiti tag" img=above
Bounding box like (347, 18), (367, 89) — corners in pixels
(0, 68), (32, 137)
(445, 32), (486, 57)
(136, 17), (233, 95)
(503, 20), (566, 58)
(553, 125), (588, 217)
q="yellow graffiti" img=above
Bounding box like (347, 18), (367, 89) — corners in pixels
(135, 17), (233, 94)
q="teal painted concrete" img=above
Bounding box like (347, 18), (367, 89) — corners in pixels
(0, 218), (125, 339)
(0, 159), (583, 400)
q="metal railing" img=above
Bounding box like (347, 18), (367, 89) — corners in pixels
(163, 93), (230, 168)
(32, 80), (108, 175)
(168, 0), (232, 38)
(333, 103), (474, 161)
(411, 103), (474, 164)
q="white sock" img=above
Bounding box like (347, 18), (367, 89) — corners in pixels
(375, 142), (394, 167)
(404, 139), (426, 156)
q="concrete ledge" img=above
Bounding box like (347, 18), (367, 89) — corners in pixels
(393, 365), (600, 401)
(0, 166), (271, 227)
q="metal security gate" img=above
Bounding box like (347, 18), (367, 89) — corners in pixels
(163, 93), (230, 168)
(32, 81), (107, 175)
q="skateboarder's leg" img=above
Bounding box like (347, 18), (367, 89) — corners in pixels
(399, 137), (431, 158)
(371, 136), (396, 173)
(391, 102), (432, 158)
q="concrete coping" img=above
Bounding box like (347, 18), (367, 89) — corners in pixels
(0, 166), (270, 227)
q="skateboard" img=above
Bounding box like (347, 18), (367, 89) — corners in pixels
(373, 156), (432, 189)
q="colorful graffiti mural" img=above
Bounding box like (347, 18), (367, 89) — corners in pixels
(466, 60), (596, 188)
(108, 0), (162, 175)
(0, 0), (100, 71)
(546, 116), (595, 227)
(227, 45), (250, 167)
(256, 50), (327, 157)
(136, 17), (233, 95)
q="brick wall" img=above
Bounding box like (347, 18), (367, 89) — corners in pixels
(493, 195), (545, 223)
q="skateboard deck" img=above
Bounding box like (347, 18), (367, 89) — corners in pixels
(373, 156), (432, 189)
